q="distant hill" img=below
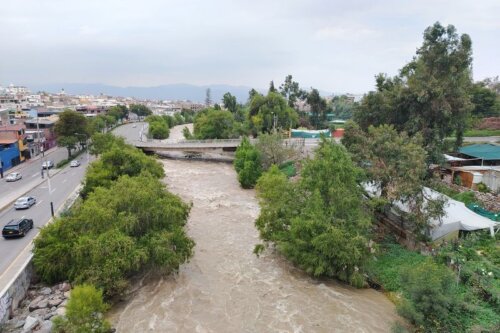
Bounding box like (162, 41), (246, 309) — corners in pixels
(28, 83), (263, 104)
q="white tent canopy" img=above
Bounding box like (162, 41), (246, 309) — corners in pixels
(364, 183), (498, 240)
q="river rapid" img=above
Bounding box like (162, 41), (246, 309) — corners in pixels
(109, 154), (400, 332)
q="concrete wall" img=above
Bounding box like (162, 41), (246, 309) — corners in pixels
(482, 170), (500, 193)
(0, 257), (34, 326)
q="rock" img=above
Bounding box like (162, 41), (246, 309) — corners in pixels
(36, 299), (49, 309)
(43, 312), (55, 320)
(59, 282), (71, 292)
(48, 297), (63, 307)
(50, 306), (57, 312)
(37, 320), (53, 333)
(22, 316), (39, 332)
(33, 308), (50, 317)
(28, 296), (44, 311)
(63, 291), (71, 299)
(14, 319), (26, 328)
(56, 306), (66, 316)
(39, 287), (52, 295)
(59, 300), (68, 308)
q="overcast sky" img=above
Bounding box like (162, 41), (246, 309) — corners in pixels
(1, 0), (499, 94)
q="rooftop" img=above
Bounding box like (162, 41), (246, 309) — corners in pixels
(459, 144), (500, 161)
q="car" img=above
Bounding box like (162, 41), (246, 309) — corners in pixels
(70, 160), (80, 167)
(2, 218), (34, 238)
(14, 196), (36, 210)
(42, 160), (54, 169)
(5, 172), (22, 182)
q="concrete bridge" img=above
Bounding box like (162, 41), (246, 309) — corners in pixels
(132, 138), (306, 154)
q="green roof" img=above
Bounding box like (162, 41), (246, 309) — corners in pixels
(459, 144), (500, 161)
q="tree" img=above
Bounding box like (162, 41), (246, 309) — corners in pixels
(145, 115), (170, 139)
(34, 174), (194, 297)
(234, 137), (262, 188)
(306, 88), (328, 129)
(269, 80), (277, 93)
(353, 22), (473, 162)
(470, 82), (499, 118)
(248, 92), (298, 135)
(129, 104), (152, 118)
(222, 92), (238, 114)
(255, 132), (299, 170)
(193, 108), (235, 139)
(342, 122), (446, 235)
(255, 139), (371, 286)
(107, 105), (128, 121)
(279, 75), (306, 108)
(53, 284), (110, 333)
(54, 109), (89, 159)
(205, 88), (212, 107)
(81, 143), (164, 198)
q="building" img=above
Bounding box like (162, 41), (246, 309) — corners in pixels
(0, 124), (28, 169)
(24, 116), (58, 153)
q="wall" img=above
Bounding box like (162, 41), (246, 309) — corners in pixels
(0, 143), (21, 170)
(482, 170), (500, 193)
(0, 258), (33, 326)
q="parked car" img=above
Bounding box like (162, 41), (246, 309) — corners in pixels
(5, 172), (22, 182)
(70, 160), (80, 167)
(2, 218), (34, 238)
(14, 196), (36, 210)
(42, 160), (54, 169)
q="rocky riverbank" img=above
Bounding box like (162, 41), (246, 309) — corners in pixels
(2, 282), (71, 333)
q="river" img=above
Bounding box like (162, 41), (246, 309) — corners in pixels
(109, 124), (400, 332)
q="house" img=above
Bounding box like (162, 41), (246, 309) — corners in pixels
(23, 116), (58, 153)
(0, 124), (28, 163)
(458, 144), (500, 166)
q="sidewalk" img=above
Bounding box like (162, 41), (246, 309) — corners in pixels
(5, 146), (60, 174)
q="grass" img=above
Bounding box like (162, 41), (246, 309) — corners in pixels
(367, 235), (500, 332)
(464, 129), (500, 137)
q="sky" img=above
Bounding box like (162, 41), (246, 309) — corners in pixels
(1, 0), (499, 94)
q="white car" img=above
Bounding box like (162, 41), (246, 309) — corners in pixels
(70, 160), (81, 167)
(14, 196), (36, 210)
(5, 172), (22, 182)
(42, 160), (54, 169)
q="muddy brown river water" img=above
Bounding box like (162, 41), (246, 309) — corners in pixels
(108, 156), (400, 332)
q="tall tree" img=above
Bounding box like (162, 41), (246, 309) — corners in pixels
(205, 88), (212, 107)
(353, 22), (473, 162)
(470, 82), (499, 118)
(193, 108), (235, 139)
(55, 109), (89, 159)
(306, 88), (328, 129)
(255, 139), (371, 286)
(269, 81), (277, 93)
(342, 122), (446, 235)
(222, 92), (238, 113)
(279, 75), (306, 108)
(248, 92), (298, 135)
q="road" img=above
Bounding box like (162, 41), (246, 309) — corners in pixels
(0, 147), (69, 202)
(0, 156), (90, 275)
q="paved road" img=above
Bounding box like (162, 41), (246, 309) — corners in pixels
(463, 136), (500, 143)
(0, 147), (69, 202)
(0, 156), (90, 275)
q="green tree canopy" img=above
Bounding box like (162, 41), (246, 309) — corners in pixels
(33, 174), (194, 297)
(129, 104), (152, 118)
(55, 109), (89, 158)
(193, 108), (235, 139)
(248, 91), (298, 135)
(279, 74), (306, 108)
(342, 122), (446, 235)
(145, 115), (170, 140)
(234, 137), (262, 188)
(353, 22), (473, 162)
(306, 88), (328, 129)
(255, 139), (371, 286)
(470, 81), (499, 118)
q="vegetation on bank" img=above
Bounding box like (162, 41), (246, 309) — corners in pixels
(33, 134), (195, 298)
(254, 139), (371, 286)
(367, 235), (499, 332)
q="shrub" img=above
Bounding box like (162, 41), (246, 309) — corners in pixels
(234, 137), (262, 188)
(53, 284), (110, 333)
(476, 182), (490, 193)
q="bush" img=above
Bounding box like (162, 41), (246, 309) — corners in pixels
(234, 137), (262, 188)
(476, 182), (490, 193)
(53, 284), (111, 333)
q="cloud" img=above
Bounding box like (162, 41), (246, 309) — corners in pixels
(314, 25), (378, 41)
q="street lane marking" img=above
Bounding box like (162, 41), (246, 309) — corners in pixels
(21, 215), (25, 219)
(36, 200), (43, 206)
(31, 174), (38, 178)
(50, 188), (56, 194)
